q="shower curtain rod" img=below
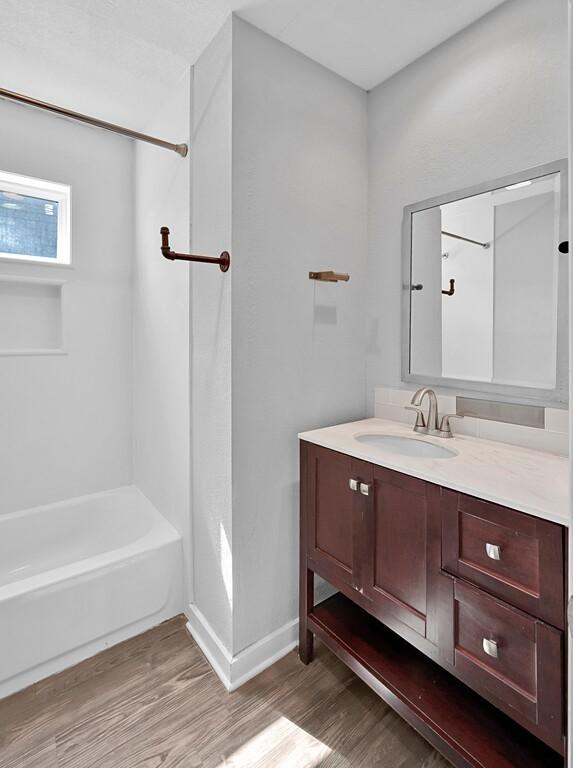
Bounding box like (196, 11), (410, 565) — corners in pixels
(0, 87), (188, 157)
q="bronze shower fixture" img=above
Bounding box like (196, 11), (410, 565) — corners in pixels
(160, 227), (230, 272)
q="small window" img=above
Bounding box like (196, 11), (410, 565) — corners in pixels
(0, 171), (71, 266)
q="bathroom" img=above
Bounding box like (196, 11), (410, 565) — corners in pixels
(0, 0), (570, 766)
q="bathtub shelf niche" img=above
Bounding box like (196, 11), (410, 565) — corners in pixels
(0, 276), (66, 356)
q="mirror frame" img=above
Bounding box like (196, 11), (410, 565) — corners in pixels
(401, 159), (569, 406)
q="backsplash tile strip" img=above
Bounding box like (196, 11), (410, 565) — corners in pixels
(545, 408), (569, 434)
(456, 397), (545, 429)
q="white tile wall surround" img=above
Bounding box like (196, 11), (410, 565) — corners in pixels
(374, 387), (568, 457)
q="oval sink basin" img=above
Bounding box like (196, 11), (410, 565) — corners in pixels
(354, 433), (457, 459)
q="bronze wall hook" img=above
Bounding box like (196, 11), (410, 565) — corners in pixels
(309, 271), (350, 282)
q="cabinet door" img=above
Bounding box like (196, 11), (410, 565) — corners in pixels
(305, 443), (369, 593)
(362, 466), (428, 637)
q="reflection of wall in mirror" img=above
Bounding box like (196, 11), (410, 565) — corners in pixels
(492, 177), (558, 388)
(441, 194), (494, 381)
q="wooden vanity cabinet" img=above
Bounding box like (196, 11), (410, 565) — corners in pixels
(300, 441), (567, 768)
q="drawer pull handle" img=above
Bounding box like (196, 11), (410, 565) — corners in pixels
(359, 482), (371, 497)
(485, 543), (502, 560)
(482, 638), (499, 658)
(349, 478), (359, 492)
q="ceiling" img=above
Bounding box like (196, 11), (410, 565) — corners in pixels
(235, 0), (508, 90)
(0, 0), (508, 131)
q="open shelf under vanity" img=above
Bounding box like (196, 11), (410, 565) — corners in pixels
(309, 593), (562, 768)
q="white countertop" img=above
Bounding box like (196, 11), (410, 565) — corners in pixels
(299, 418), (569, 526)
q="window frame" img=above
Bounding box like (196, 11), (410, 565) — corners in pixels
(0, 170), (71, 267)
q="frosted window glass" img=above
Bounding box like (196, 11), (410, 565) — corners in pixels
(0, 191), (59, 259)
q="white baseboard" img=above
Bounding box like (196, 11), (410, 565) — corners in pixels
(185, 604), (234, 689)
(185, 604), (298, 692)
(230, 618), (298, 691)
(185, 583), (337, 692)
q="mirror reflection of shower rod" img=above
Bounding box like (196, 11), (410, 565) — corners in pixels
(441, 230), (490, 249)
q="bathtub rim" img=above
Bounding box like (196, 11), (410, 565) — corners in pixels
(0, 484), (156, 524)
(0, 485), (181, 601)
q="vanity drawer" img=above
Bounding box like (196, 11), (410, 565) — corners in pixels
(441, 490), (565, 628)
(452, 580), (564, 754)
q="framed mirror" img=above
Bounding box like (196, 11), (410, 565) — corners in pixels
(402, 160), (568, 406)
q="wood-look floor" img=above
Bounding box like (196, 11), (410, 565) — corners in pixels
(0, 615), (451, 768)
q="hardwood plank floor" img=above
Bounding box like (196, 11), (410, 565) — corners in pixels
(0, 616), (451, 768)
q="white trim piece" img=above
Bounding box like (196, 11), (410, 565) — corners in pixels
(0, 169), (69, 197)
(185, 603), (299, 692)
(185, 604), (234, 689)
(0, 274), (66, 285)
(567, 4), (572, 766)
(229, 619), (298, 692)
(0, 256), (74, 269)
(0, 349), (67, 357)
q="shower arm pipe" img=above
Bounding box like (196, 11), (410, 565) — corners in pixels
(160, 227), (230, 272)
(441, 230), (490, 249)
(0, 86), (188, 157)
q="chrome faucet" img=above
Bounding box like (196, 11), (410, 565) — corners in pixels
(405, 387), (462, 438)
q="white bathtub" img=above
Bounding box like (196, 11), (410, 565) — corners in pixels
(0, 486), (183, 699)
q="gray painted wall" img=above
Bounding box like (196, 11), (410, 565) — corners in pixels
(367, 0), (568, 408)
(231, 17), (368, 653)
(189, 17), (368, 659)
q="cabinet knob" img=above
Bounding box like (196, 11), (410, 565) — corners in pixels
(485, 543), (502, 561)
(482, 637), (499, 659)
(359, 482), (371, 496)
(349, 478), (359, 492)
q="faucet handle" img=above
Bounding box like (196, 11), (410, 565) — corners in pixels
(405, 405), (426, 429)
(439, 414), (463, 435)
